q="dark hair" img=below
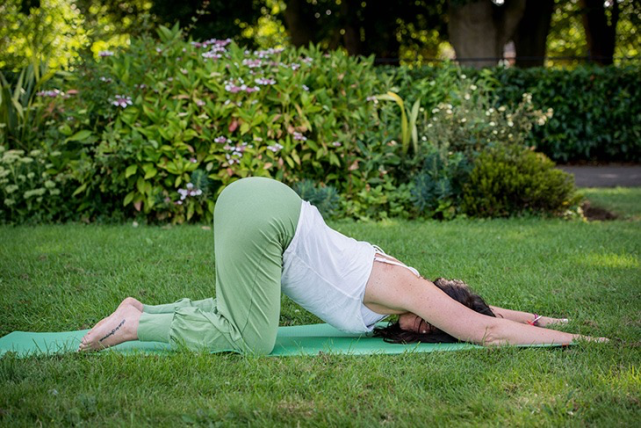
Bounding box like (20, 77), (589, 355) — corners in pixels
(372, 278), (495, 344)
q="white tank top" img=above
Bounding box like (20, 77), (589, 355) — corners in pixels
(281, 201), (387, 333)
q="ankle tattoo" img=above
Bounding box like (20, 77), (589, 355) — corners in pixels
(100, 319), (125, 342)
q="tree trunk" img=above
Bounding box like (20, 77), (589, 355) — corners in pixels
(579, 0), (619, 65)
(283, 0), (316, 47)
(341, 0), (363, 56)
(512, 0), (554, 68)
(362, 0), (401, 65)
(448, 0), (526, 69)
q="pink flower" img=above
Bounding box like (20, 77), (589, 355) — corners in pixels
(99, 50), (114, 57)
(267, 143), (284, 153)
(189, 158), (197, 163)
(255, 78), (276, 85)
(196, 100), (206, 107)
(215, 136), (227, 144)
(37, 89), (62, 98)
(112, 95), (133, 108)
(242, 59), (262, 68)
(255, 48), (283, 58)
(202, 51), (222, 59)
(332, 141), (342, 147)
(293, 132), (307, 141)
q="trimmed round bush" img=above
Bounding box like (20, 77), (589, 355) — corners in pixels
(461, 145), (581, 218)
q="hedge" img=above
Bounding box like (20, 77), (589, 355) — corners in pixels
(382, 64), (641, 163)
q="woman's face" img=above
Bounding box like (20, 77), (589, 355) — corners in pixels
(398, 312), (437, 334)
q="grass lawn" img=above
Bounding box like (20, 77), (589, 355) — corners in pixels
(1, 188), (640, 426)
(581, 187), (641, 221)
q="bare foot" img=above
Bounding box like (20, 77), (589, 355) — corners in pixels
(86, 297), (144, 335)
(79, 304), (141, 351)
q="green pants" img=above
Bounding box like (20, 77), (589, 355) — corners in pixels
(137, 177), (302, 355)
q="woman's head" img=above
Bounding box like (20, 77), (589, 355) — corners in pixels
(373, 278), (495, 344)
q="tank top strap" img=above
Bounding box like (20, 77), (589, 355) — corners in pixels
(372, 245), (421, 277)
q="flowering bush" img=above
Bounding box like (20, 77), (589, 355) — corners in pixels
(31, 25), (386, 223)
(419, 79), (553, 157)
(0, 145), (72, 223)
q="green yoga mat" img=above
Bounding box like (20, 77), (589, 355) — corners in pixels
(0, 324), (560, 357)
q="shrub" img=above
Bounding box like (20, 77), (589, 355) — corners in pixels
(418, 79), (552, 157)
(410, 146), (471, 219)
(292, 179), (340, 219)
(461, 145), (581, 218)
(21, 24), (392, 223)
(0, 145), (73, 223)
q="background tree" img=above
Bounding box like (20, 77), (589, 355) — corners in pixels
(151, 0), (263, 47)
(280, 0), (448, 65)
(512, 0), (555, 68)
(448, 0), (526, 69)
(0, 0), (88, 71)
(579, 0), (619, 65)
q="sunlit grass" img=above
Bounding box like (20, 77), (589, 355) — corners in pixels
(1, 188), (639, 425)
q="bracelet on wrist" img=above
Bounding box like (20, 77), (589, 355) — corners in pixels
(527, 314), (543, 326)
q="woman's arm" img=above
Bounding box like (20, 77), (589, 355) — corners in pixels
(489, 306), (568, 327)
(364, 264), (605, 346)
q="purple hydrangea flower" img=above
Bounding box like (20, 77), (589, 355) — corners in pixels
(267, 143), (284, 153)
(202, 51), (222, 60)
(256, 78), (276, 85)
(37, 89), (62, 98)
(224, 79), (260, 93)
(112, 95), (133, 108)
(176, 183), (203, 202)
(243, 59), (262, 68)
(255, 48), (284, 59)
(215, 136), (228, 144)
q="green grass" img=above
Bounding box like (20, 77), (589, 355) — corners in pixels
(581, 187), (641, 220)
(1, 188), (640, 426)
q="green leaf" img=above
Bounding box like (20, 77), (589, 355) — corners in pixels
(124, 191), (135, 206)
(72, 183), (87, 197)
(66, 130), (92, 142)
(136, 177), (146, 194)
(126, 165), (138, 178)
(143, 164), (157, 179)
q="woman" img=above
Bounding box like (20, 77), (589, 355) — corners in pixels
(79, 178), (605, 353)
